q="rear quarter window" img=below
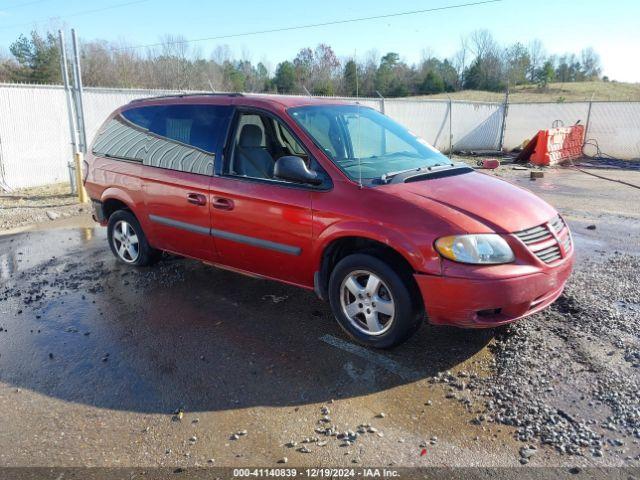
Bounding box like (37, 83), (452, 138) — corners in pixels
(92, 103), (231, 175)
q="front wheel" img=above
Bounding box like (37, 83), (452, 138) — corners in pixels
(328, 254), (424, 349)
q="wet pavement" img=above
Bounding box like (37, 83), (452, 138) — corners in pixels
(0, 167), (639, 471)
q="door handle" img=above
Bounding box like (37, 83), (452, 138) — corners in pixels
(187, 193), (207, 206)
(212, 196), (234, 211)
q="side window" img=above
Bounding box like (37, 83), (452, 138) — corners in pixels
(93, 104), (230, 175)
(145, 105), (229, 175)
(227, 112), (309, 181)
(92, 106), (161, 163)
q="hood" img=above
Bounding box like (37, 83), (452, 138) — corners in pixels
(384, 171), (558, 233)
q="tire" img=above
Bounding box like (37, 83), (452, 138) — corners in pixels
(107, 210), (159, 267)
(328, 253), (424, 349)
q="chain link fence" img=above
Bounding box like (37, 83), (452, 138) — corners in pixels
(1, 83), (639, 189)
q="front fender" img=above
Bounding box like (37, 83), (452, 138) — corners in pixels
(312, 220), (441, 275)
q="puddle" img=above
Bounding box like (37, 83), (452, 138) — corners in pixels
(0, 227), (102, 281)
(570, 231), (606, 252)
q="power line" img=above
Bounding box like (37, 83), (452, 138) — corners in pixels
(113, 0), (502, 52)
(0, 0), (150, 31)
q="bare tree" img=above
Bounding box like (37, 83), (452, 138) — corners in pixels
(0, 47), (14, 83)
(580, 47), (602, 80)
(527, 39), (545, 82)
(503, 42), (530, 86)
(452, 36), (469, 89)
(469, 29), (498, 60)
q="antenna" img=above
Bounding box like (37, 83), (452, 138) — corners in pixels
(354, 51), (362, 189)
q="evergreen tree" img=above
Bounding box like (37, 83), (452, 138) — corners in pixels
(9, 31), (61, 84)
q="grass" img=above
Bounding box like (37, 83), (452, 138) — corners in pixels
(413, 81), (640, 103)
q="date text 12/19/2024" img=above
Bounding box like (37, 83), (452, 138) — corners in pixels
(232, 468), (400, 477)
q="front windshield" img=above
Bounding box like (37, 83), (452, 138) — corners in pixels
(288, 105), (450, 182)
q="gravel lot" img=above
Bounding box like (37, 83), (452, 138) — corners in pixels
(0, 162), (639, 477)
(0, 183), (86, 231)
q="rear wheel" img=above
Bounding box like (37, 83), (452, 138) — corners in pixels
(107, 210), (158, 267)
(328, 253), (423, 348)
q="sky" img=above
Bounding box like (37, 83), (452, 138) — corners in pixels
(1, 0), (639, 82)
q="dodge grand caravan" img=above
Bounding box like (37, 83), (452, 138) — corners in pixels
(84, 93), (574, 348)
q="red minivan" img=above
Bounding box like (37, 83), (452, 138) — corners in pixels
(84, 94), (574, 348)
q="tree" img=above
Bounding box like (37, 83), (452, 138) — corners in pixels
(222, 61), (245, 91)
(310, 44), (340, 95)
(274, 61), (296, 93)
(503, 42), (530, 86)
(9, 31), (60, 83)
(452, 36), (469, 89)
(375, 52), (413, 97)
(580, 47), (601, 80)
(343, 59), (358, 96)
(0, 48), (15, 83)
(536, 60), (555, 88)
(291, 44), (340, 94)
(419, 70), (445, 94)
(255, 62), (271, 92)
(0, 28), (607, 95)
(463, 30), (504, 91)
(421, 57), (458, 93)
(527, 39), (545, 82)
(293, 47), (313, 89)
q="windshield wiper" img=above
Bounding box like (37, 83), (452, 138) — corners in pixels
(380, 163), (455, 184)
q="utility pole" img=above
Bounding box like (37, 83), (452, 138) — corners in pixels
(58, 30), (80, 196)
(70, 28), (88, 203)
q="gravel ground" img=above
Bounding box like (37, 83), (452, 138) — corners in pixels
(0, 183), (86, 231)
(476, 254), (639, 460)
(444, 157), (640, 463)
(0, 163), (639, 474)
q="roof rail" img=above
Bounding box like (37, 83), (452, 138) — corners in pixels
(128, 92), (243, 104)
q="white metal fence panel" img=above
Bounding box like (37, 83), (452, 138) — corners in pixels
(384, 99), (451, 151)
(0, 85), (184, 189)
(349, 98), (383, 111)
(503, 102), (590, 151)
(586, 102), (640, 160)
(0, 85), (70, 189)
(451, 102), (503, 151)
(1, 83), (639, 190)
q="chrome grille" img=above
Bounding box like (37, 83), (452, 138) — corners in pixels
(514, 225), (553, 245)
(549, 215), (565, 235)
(536, 244), (562, 263)
(514, 215), (570, 264)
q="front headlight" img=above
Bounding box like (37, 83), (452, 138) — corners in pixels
(435, 234), (515, 264)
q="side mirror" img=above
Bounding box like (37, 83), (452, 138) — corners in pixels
(274, 156), (322, 185)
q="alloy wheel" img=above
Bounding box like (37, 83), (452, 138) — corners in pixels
(112, 220), (140, 263)
(340, 269), (395, 336)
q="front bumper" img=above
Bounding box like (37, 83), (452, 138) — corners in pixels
(414, 255), (574, 328)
